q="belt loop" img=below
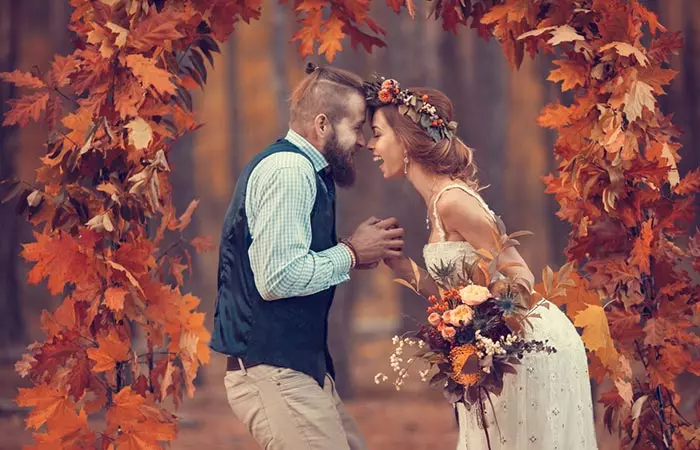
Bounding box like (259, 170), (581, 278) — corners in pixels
(238, 357), (248, 375)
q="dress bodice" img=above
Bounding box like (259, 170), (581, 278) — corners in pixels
(422, 183), (498, 282)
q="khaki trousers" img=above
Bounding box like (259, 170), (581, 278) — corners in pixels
(224, 362), (368, 450)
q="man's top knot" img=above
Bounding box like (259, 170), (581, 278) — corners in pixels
(305, 62), (319, 75)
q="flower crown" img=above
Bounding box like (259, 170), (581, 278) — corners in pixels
(364, 74), (458, 143)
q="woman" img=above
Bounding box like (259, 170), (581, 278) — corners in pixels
(366, 78), (597, 449)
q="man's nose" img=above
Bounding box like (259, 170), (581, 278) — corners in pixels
(357, 133), (366, 147)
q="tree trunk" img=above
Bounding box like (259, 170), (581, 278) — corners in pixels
(271, 1), (290, 136)
(0, 0), (25, 354)
(504, 57), (551, 276)
(682, 0), (700, 207)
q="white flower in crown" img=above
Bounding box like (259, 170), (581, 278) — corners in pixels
(381, 79), (399, 90)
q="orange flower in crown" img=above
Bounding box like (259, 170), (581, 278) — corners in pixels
(378, 88), (394, 103)
(381, 79), (397, 90)
(364, 73), (459, 142)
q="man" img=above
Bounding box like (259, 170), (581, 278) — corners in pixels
(211, 64), (405, 449)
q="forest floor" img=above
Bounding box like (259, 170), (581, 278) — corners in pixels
(0, 339), (621, 450)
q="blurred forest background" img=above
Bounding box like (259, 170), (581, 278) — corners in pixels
(0, 0), (698, 449)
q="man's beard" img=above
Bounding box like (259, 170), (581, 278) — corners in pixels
(324, 131), (356, 188)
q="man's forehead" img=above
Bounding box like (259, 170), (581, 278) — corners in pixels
(346, 93), (367, 120)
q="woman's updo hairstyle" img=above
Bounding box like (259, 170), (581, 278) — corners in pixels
(377, 87), (478, 188)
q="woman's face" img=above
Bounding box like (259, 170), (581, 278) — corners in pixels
(367, 108), (406, 179)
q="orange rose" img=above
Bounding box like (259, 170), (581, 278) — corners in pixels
(442, 310), (453, 324)
(441, 326), (456, 340)
(428, 312), (442, 326)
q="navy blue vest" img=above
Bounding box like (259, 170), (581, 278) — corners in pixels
(210, 139), (337, 387)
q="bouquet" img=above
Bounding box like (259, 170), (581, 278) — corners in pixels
(376, 228), (556, 436)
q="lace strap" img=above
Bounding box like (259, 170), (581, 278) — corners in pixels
(432, 184), (496, 241)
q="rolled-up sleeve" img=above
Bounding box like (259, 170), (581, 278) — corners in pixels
(246, 154), (352, 301)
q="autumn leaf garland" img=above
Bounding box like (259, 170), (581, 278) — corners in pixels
(1, 0), (698, 449)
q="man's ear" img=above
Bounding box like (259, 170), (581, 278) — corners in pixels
(314, 113), (330, 136)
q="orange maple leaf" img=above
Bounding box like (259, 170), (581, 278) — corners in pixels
(552, 271), (600, 317)
(547, 59), (587, 91)
(104, 286), (129, 312)
(537, 103), (572, 129)
(638, 65), (678, 95)
(129, 10), (184, 52)
(50, 54), (79, 88)
(296, 0), (326, 12)
(61, 106), (94, 147)
(342, 0), (371, 22)
(115, 78), (147, 120)
(630, 219), (653, 273)
(574, 304), (614, 352)
(344, 20), (387, 53)
(113, 238), (156, 278)
(125, 54), (177, 95)
(480, 4), (508, 25)
(86, 330), (131, 373)
(319, 16), (345, 62)
(631, 0), (666, 35)
(16, 384), (76, 430)
(293, 9), (323, 58)
(22, 232), (99, 296)
(608, 307), (643, 342)
(0, 70), (46, 89)
(3, 92), (49, 126)
(673, 168), (700, 196)
(29, 408), (95, 449)
(648, 345), (688, 389)
(643, 317), (673, 347)
(107, 387), (176, 442)
(113, 432), (161, 450)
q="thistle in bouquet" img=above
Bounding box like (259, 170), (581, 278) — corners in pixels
(377, 226), (556, 415)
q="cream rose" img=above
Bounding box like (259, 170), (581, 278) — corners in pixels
(450, 304), (474, 326)
(459, 285), (492, 306)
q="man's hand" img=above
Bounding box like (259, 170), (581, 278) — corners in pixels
(346, 217), (405, 266)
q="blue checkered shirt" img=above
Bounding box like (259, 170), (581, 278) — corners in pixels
(245, 129), (353, 301)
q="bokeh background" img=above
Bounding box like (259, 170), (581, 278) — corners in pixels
(1, 1), (698, 449)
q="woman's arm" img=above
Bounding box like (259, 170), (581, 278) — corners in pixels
(437, 190), (535, 290)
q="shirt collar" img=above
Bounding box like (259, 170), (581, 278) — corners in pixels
(285, 129), (328, 173)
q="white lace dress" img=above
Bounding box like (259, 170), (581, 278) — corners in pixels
(423, 184), (598, 450)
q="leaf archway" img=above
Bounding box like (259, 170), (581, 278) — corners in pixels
(1, 0), (697, 448)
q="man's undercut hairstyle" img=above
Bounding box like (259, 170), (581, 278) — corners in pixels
(290, 64), (365, 129)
